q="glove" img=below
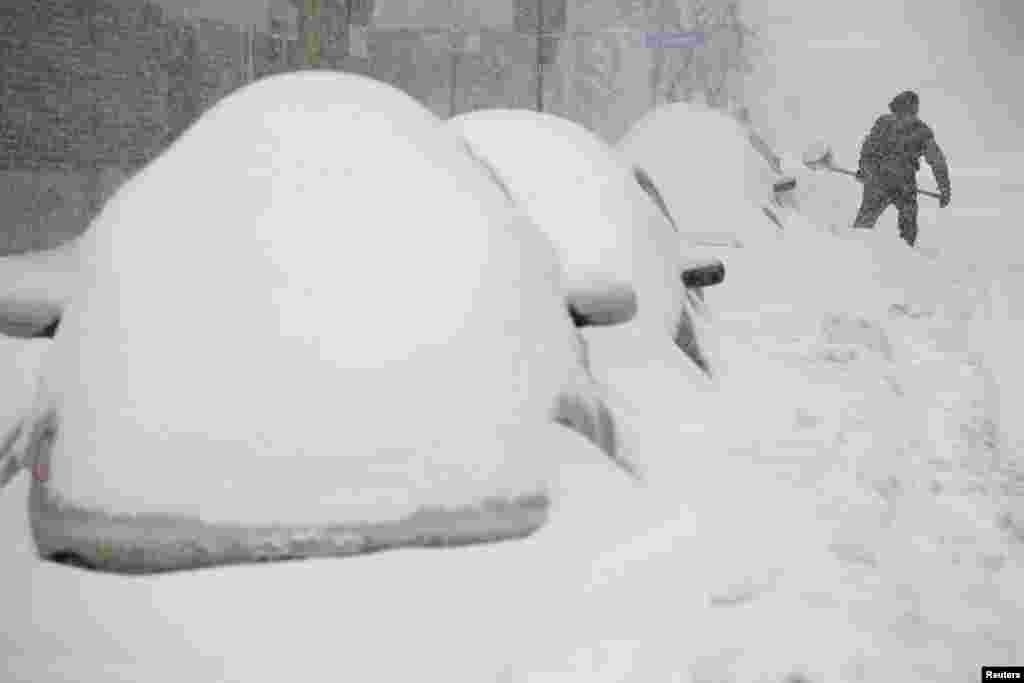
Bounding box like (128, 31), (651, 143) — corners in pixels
(939, 188), (951, 208)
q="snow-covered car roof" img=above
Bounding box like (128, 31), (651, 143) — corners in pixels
(448, 108), (715, 377)
(617, 100), (782, 249)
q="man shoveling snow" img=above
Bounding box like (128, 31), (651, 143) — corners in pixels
(852, 90), (952, 246)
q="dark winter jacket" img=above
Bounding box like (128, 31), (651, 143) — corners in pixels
(859, 113), (951, 195)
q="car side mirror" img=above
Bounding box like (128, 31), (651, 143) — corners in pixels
(681, 259), (725, 288)
(567, 284), (638, 327)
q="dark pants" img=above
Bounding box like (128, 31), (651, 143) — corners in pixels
(852, 181), (919, 246)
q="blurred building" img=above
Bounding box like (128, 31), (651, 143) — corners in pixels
(0, 0), (751, 252)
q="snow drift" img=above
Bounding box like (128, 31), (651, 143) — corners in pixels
(969, 267), (1024, 456)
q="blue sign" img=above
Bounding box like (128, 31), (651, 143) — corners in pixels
(644, 32), (705, 48)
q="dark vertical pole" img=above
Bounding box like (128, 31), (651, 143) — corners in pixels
(344, 0), (352, 56)
(301, 0), (322, 68)
(449, 39), (459, 117)
(535, 0), (543, 112)
(183, 21), (200, 132)
(652, 4), (665, 107)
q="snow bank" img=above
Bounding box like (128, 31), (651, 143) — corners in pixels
(6, 72), (632, 573)
(0, 408), (907, 683)
(0, 430), (651, 683)
(969, 267), (1024, 456)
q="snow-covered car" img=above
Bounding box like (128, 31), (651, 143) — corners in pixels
(448, 109), (720, 375)
(446, 108), (734, 477)
(614, 100), (818, 354)
(616, 100), (883, 332)
(0, 71), (635, 575)
(617, 100), (785, 251)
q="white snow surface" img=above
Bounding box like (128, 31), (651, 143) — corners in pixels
(2, 75), (1024, 680)
(969, 267), (1024, 456)
(12, 71), (610, 526)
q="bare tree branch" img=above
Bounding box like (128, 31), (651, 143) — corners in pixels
(651, 0), (755, 108)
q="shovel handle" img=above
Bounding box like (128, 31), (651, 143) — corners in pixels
(832, 164), (943, 200)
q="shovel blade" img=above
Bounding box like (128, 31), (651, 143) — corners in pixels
(802, 141), (833, 170)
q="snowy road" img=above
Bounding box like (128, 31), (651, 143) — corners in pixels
(1, 71), (1022, 680)
(2, 219), (1022, 681)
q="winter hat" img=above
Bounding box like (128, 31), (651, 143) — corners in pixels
(889, 90), (919, 115)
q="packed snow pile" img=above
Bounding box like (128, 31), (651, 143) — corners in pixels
(683, 237), (1023, 683)
(969, 266), (1024, 457)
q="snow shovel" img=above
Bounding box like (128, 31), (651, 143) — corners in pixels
(802, 142), (943, 200)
